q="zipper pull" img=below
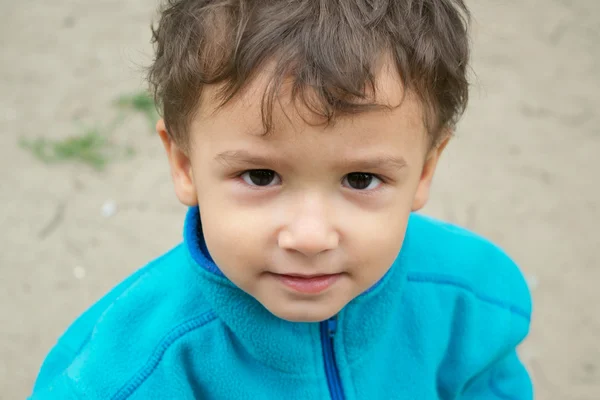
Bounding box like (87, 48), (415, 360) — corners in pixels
(327, 316), (338, 338)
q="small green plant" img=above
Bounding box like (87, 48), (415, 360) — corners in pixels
(115, 91), (159, 131)
(20, 125), (133, 171)
(20, 90), (153, 169)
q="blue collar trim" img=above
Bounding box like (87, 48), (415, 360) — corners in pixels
(183, 206), (224, 277)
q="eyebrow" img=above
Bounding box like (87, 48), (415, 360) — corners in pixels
(215, 150), (285, 168)
(338, 154), (408, 171)
(215, 149), (408, 171)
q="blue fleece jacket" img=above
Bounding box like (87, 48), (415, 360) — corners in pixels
(30, 207), (533, 399)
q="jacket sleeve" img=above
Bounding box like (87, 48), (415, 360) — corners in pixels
(29, 373), (80, 400)
(460, 350), (533, 399)
(30, 263), (156, 398)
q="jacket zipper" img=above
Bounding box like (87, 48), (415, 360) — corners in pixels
(320, 316), (345, 400)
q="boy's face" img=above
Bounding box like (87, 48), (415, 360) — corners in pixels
(159, 61), (447, 322)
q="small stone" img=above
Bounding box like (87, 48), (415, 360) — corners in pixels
(73, 266), (86, 280)
(101, 200), (117, 218)
(526, 275), (539, 290)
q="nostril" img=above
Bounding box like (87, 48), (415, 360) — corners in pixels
(278, 229), (339, 256)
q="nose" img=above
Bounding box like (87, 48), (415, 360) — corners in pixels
(278, 198), (339, 257)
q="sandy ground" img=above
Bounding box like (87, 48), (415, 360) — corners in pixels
(1, 1), (599, 399)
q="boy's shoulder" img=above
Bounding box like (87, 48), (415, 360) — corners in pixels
(404, 212), (532, 320)
(375, 213), (533, 399)
(32, 244), (218, 398)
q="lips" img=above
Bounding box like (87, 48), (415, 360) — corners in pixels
(282, 273), (333, 279)
(273, 273), (342, 294)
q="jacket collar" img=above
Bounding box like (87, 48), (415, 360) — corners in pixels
(183, 206), (410, 375)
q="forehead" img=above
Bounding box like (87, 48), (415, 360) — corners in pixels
(191, 58), (428, 154)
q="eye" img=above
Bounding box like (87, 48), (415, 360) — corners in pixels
(342, 173), (382, 190)
(240, 170), (281, 187)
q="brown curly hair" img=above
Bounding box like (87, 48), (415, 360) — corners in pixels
(147, 0), (470, 149)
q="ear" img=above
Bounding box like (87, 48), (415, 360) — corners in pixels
(157, 119), (198, 206)
(411, 133), (451, 212)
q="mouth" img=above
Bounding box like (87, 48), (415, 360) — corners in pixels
(271, 272), (342, 295)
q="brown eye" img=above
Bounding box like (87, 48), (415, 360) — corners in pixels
(343, 173), (381, 190)
(241, 170), (281, 186)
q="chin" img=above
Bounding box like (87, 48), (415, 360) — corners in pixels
(264, 302), (341, 323)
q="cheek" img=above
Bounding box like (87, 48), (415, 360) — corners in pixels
(195, 172), (260, 265)
(200, 203), (271, 277)
(346, 208), (410, 278)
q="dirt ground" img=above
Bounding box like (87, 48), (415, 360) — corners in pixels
(1, 1), (598, 399)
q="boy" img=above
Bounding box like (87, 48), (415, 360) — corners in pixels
(31, 0), (533, 399)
